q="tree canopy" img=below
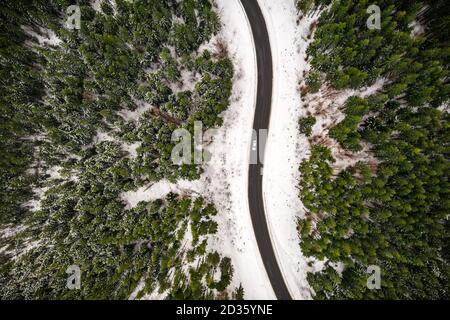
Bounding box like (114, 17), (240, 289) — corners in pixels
(297, 0), (449, 299)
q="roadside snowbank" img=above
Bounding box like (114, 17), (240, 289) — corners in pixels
(259, 0), (385, 299)
(206, 0), (274, 299)
(259, 0), (324, 300)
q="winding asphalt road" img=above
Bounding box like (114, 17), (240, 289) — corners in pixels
(240, 0), (292, 300)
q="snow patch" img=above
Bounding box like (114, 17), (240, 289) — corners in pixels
(91, 0), (102, 12)
(411, 20), (425, 38)
(22, 186), (49, 213)
(13, 239), (42, 260)
(21, 26), (61, 47)
(117, 100), (152, 122)
(122, 142), (141, 158)
(120, 179), (203, 210)
(1, 225), (27, 239)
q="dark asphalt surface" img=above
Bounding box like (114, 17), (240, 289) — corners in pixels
(240, 0), (293, 300)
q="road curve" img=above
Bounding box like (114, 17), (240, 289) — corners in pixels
(240, 0), (292, 300)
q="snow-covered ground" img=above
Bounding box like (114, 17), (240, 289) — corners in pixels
(120, 179), (203, 210)
(200, 0), (276, 298)
(0, 225), (28, 239)
(0, 225), (41, 259)
(21, 25), (61, 47)
(305, 78), (384, 175)
(259, 0), (322, 300)
(260, 0), (385, 299)
(121, 0), (275, 299)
